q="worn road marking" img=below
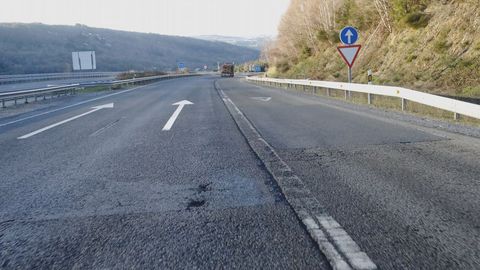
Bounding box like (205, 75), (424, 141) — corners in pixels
(162, 100), (193, 131)
(250, 97), (272, 102)
(90, 117), (124, 137)
(18, 103), (114, 139)
(317, 215), (377, 270)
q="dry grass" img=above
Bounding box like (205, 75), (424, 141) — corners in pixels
(266, 0), (480, 99)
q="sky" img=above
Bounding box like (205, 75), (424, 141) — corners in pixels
(0, 0), (291, 37)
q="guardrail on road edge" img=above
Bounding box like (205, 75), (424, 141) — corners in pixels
(246, 76), (480, 120)
(0, 72), (118, 85)
(0, 73), (199, 108)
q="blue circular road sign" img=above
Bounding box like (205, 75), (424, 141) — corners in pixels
(339, 26), (359, 45)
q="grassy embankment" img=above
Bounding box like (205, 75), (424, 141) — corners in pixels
(263, 0), (480, 124)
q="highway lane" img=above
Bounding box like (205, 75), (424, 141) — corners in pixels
(0, 76), (330, 269)
(219, 78), (480, 269)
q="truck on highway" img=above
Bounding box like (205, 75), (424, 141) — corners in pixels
(220, 63), (234, 77)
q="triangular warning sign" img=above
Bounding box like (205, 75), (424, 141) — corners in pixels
(337, 45), (361, 68)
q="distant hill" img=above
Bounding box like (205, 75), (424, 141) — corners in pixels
(196, 35), (272, 50)
(0, 23), (260, 74)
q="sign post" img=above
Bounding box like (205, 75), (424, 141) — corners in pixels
(338, 26), (360, 84)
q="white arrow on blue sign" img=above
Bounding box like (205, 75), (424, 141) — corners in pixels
(339, 26), (359, 45)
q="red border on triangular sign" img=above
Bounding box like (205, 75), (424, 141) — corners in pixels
(337, 45), (361, 68)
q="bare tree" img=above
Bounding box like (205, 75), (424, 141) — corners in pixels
(373, 0), (393, 33)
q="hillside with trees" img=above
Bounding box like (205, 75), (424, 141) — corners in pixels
(264, 0), (480, 97)
(0, 23), (259, 74)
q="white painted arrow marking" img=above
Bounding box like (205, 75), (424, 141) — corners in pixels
(162, 100), (194, 131)
(345, 30), (353, 44)
(251, 97), (272, 102)
(18, 103), (114, 139)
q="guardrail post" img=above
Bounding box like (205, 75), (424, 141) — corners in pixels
(326, 88), (331, 97)
(401, 98), (406, 111)
(313, 86), (317, 94)
(14, 98), (17, 105)
(368, 93), (372, 105)
(25, 96), (28, 104)
(345, 90), (348, 100)
(1, 99), (5, 108)
(454, 113), (460, 120)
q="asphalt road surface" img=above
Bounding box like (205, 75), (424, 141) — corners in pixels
(1, 75), (479, 269)
(0, 76), (329, 269)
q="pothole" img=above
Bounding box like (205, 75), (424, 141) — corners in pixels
(197, 183), (212, 193)
(187, 199), (206, 210)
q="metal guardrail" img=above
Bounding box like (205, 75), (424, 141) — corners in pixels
(246, 76), (480, 120)
(0, 72), (119, 85)
(0, 73), (198, 108)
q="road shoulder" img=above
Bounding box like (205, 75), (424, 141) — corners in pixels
(215, 79), (377, 270)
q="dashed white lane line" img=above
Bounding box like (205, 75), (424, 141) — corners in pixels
(318, 215), (377, 270)
(304, 216), (352, 270)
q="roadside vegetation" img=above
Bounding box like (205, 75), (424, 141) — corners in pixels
(263, 0), (480, 98)
(235, 61), (269, 73)
(116, 71), (167, 80)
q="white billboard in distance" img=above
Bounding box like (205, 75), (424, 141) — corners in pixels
(72, 51), (96, 71)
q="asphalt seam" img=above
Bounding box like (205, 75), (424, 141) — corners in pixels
(214, 80), (377, 270)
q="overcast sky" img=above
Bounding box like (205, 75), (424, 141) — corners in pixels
(0, 0), (290, 37)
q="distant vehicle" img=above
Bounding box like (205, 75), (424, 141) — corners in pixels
(221, 63), (235, 77)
